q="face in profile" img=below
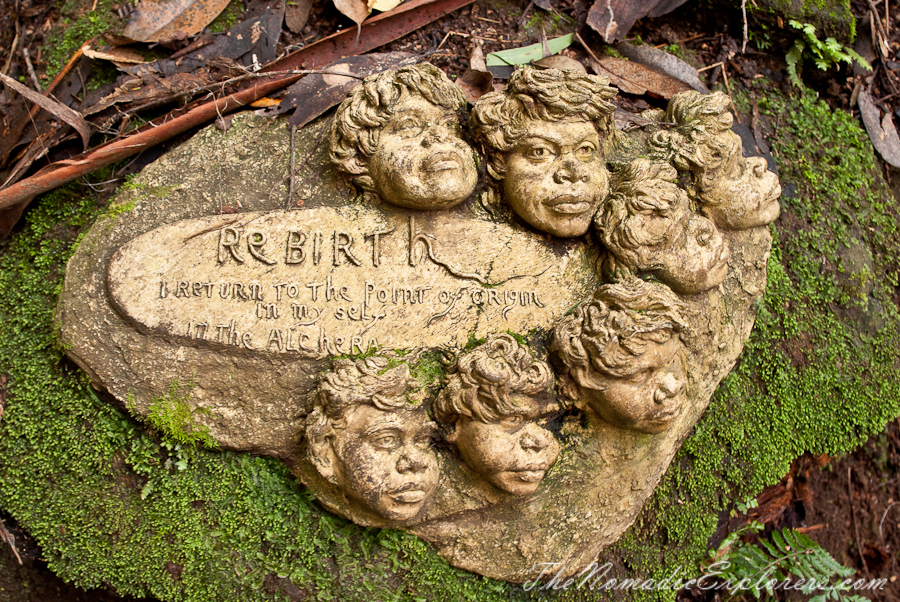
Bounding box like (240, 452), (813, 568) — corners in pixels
(368, 92), (478, 211)
(650, 213), (730, 295)
(700, 155), (782, 230)
(576, 335), (686, 434)
(328, 404), (439, 521)
(449, 404), (560, 496)
(503, 119), (610, 237)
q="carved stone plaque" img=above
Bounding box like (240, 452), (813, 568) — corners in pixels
(58, 64), (779, 583)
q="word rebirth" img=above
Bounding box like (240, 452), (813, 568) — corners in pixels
(523, 562), (888, 595)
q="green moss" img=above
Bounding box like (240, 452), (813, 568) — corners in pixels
(208, 0), (246, 34)
(45, 0), (123, 79)
(146, 381), (218, 449)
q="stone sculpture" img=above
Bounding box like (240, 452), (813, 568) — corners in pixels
(305, 357), (439, 522)
(473, 68), (617, 237)
(595, 158), (730, 294)
(57, 62), (783, 582)
(433, 333), (559, 496)
(649, 90), (782, 230)
(552, 276), (688, 434)
(329, 63), (479, 211)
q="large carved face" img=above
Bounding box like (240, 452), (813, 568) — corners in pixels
(368, 92), (478, 211)
(450, 407), (560, 496)
(575, 335), (686, 434)
(503, 119), (609, 237)
(700, 155), (782, 230)
(328, 404), (439, 521)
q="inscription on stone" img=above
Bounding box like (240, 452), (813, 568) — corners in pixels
(108, 207), (599, 357)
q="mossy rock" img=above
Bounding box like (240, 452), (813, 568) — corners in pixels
(1, 85), (898, 601)
(749, 0), (856, 44)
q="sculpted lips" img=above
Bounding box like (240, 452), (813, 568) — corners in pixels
(546, 194), (592, 215)
(389, 484), (428, 503)
(421, 151), (461, 173)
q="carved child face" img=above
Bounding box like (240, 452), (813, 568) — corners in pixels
(700, 155), (782, 230)
(368, 92), (478, 211)
(328, 404), (439, 521)
(503, 119), (609, 237)
(647, 213), (730, 294)
(449, 402), (560, 496)
(575, 335), (686, 434)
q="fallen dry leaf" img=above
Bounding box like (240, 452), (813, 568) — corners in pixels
(123, 0), (231, 43)
(334, 0), (370, 36)
(534, 54), (585, 72)
(614, 42), (709, 93)
(858, 88), (900, 168)
(457, 44), (495, 103)
(0, 72), (91, 151)
(586, 0), (690, 43)
(267, 52), (416, 128)
(370, 0), (404, 11)
(83, 45), (147, 64)
(590, 57), (691, 98)
(285, 0), (314, 33)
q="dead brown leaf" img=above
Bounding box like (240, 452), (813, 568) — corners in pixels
(83, 44), (147, 64)
(266, 52), (416, 128)
(858, 88), (900, 168)
(334, 0), (370, 37)
(285, 0), (314, 33)
(0, 73), (91, 151)
(457, 44), (495, 103)
(123, 0), (231, 43)
(533, 54), (585, 72)
(589, 57), (691, 98)
(614, 42), (709, 93)
(586, 0), (690, 43)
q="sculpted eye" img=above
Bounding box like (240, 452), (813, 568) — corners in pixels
(500, 415), (524, 429)
(395, 117), (423, 133)
(527, 146), (553, 159)
(576, 144), (595, 158)
(371, 434), (400, 449)
(415, 434), (433, 449)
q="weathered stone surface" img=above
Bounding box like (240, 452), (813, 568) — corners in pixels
(57, 69), (776, 584)
(57, 112), (598, 459)
(107, 208), (598, 357)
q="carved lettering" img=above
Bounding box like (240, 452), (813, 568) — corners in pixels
(218, 228), (245, 263)
(333, 231), (361, 266)
(247, 231), (276, 265)
(285, 230), (306, 264)
(365, 228), (394, 267)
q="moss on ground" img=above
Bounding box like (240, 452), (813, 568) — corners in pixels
(1, 86), (899, 601)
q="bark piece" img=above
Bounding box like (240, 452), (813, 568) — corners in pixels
(122, 0), (231, 43)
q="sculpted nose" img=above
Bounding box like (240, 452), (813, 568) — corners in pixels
(553, 158), (589, 184)
(520, 426), (550, 452)
(654, 371), (684, 402)
(421, 125), (450, 148)
(397, 449), (429, 473)
(749, 156), (768, 178)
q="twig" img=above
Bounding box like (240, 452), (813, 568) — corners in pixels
(477, 16), (501, 24)
(848, 467), (872, 579)
(435, 31), (451, 52)
(22, 47), (41, 91)
(653, 33), (705, 49)
(868, 0), (890, 57)
(575, 32), (602, 64)
(0, 520), (22, 565)
(697, 61), (724, 72)
(740, 0), (749, 53)
(793, 524), (825, 533)
(722, 64), (731, 93)
(879, 501), (900, 542)
(517, 0), (533, 29)
(2, 31), (19, 76)
(288, 125), (296, 208)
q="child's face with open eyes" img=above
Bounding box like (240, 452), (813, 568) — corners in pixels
(450, 398), (560, 496)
